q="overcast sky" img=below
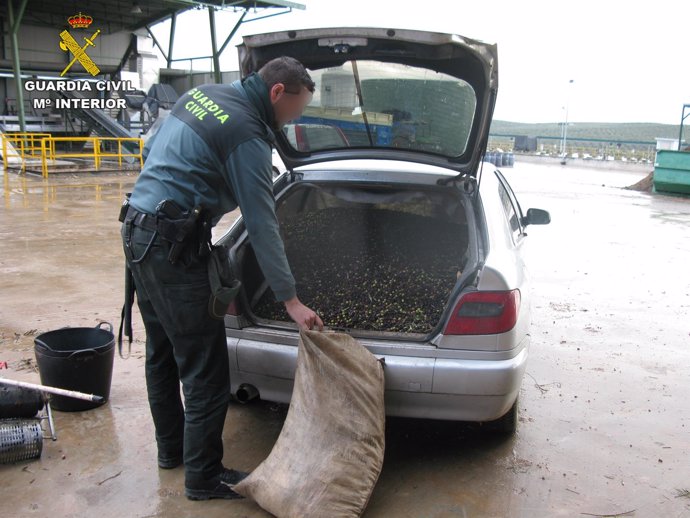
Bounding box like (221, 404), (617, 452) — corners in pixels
(149, 0), (690, 125)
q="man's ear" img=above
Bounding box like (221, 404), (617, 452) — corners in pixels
(269, 83), (285, 104)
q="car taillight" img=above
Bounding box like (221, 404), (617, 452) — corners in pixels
(294, 125), (307, 151)
(226, 299), (240, 316)
(444, 290), (520, 335)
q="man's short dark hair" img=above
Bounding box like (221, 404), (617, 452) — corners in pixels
(258, 56), (315, 94)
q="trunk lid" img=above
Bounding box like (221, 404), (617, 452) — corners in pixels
(238, 27), (498, 178)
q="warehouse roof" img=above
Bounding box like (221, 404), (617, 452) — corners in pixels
(0, 1), (305, 34)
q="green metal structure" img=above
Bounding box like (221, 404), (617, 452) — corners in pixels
(2, 0), (305, 132)
(653, 104), (690, 196)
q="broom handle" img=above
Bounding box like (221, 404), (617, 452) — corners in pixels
(0, 377), (105, 403)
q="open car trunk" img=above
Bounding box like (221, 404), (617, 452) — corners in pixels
(231, 181), (479, 339)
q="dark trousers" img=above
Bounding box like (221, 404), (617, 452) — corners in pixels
(121, 221), (230, 484)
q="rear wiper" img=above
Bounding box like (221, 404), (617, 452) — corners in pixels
(350, 60), (374, 146)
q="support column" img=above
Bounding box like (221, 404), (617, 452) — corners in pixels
(167, 11), (176, 68)
(208, 6), (221, 84)
(679, 111), (684, 152)
(7, 0), (29, 132)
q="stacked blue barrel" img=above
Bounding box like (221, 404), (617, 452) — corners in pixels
(484, 151), (514, 167)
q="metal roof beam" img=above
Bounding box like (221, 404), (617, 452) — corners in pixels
(145, 24), (169, 63)
(243, 7), (293, 23)
(133, 8), (186, 32)
(217, 9), (247, 56)
(161, 0), (305, 9)
(206, 2), (301, 82)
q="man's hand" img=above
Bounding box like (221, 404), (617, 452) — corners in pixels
(284, 296), (324, 331)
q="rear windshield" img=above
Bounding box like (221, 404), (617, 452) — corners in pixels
(283, 60), (477, 157)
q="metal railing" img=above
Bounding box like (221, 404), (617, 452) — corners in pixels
(37, 136), (144, 178)
(3, 133), (144, 177)
(2, 132), (52, 172)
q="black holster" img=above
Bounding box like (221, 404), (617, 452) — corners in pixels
(207, 245), (242, 319)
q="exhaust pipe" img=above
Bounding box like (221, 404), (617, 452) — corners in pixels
(235, 384), (259, 404)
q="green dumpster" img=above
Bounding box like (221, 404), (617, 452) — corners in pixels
(653, 150), (690, 195)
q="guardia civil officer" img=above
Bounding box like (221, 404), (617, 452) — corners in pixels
(120, 57), (323, 500)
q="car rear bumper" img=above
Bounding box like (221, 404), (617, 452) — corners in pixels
(227, 333), (529, 422)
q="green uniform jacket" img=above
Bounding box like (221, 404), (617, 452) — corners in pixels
(129, 74), (296, 301)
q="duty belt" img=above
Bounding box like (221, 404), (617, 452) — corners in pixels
(125, 206), (159, 232)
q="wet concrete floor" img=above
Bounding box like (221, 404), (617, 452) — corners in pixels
(0, 163), (689, 517)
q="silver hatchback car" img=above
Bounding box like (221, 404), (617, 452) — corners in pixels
(218, 27), (550, 434)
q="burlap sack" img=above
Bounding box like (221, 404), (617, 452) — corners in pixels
(234, 329), (386, 517)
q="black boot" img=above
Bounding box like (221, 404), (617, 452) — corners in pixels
(185, 468), (249, 501)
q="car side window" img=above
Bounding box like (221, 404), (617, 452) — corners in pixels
(495, 171), (523, 240)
